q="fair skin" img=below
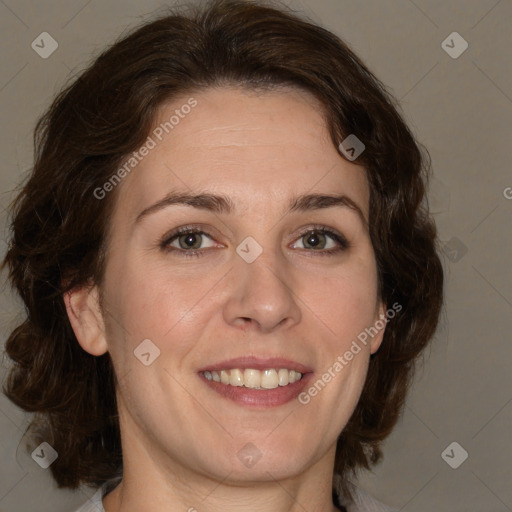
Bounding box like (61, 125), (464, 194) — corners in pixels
(65, 86), (386, 512)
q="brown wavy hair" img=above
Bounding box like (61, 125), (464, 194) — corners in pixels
(1, 0), (443, 506)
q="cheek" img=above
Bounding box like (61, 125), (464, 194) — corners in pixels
(103, 255), (221, 357)
(301, 256), (379, 345)
(103, 236), (379, 359)
(101, 263), (205, 412)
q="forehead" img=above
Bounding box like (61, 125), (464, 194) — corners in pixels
(114, 86), (369, 222)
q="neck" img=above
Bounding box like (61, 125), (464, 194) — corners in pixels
(104, 477), (341, 512)
(103, 396), (343, 512)
(103, 429), (340, 512)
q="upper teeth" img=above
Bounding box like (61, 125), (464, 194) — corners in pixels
(203, 368), (303, 389)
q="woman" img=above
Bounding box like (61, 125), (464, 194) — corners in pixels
(1, 1), (443, 511)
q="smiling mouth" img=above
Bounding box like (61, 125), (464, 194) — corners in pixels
(202, 368), (303, 389)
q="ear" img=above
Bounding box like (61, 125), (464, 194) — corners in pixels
(64, 283), (108, 356)
(370, 300), (387, 355)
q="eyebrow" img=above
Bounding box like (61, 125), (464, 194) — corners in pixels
(135, 191), (368, 230)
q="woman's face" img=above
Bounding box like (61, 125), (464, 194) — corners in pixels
(78, 86), (386, 484)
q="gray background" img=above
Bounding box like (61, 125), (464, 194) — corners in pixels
(0, 0), (511, 511)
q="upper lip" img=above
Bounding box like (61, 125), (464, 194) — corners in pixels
(198, 356), (313, 374)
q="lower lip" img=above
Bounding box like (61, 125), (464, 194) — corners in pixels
(199, 373), (313, 408)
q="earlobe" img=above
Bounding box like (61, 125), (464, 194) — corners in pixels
(64, 284), (109, 356)
(370, 301), (387, 355)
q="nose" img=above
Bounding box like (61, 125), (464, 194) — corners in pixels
(222, 244), (302, 334)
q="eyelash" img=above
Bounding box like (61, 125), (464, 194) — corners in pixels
(159, 224), (351, 258)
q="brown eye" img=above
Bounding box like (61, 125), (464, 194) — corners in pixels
(302, 230), (327, 250)
(292, 227), (350, 254)
(176, 232), (204, 250)
(161, 227), (217, 257)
